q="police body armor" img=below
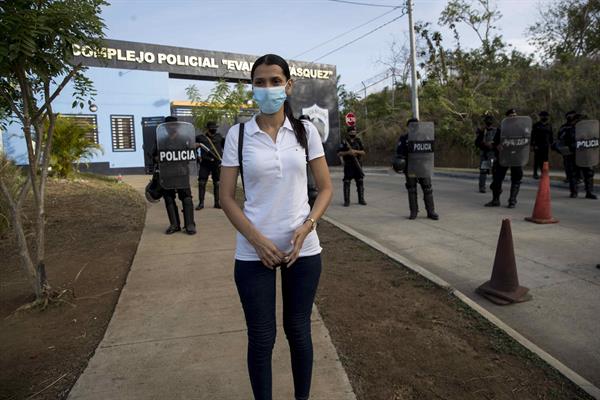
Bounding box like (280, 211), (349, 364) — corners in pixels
(575, 120), (599, 168)
(407, 121), (435, 178)
(156, 121), (197, 190)
(499, 116), (532, 167)
(480, 127), (497, 171)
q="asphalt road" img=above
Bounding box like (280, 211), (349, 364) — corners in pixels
(326, 169), (600, 387)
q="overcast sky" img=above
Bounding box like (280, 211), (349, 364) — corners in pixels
(100, 0), (544, 99)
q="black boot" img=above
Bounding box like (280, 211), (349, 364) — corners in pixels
(213, 181), (221, 208)
(407, 186), (418, 219)
(164, 196), (181, 234)
(343, 181), (351, 207)
(507, 183), (520, 208)
(422, 181), (439, 220)
(357, 179), (367, 205)
(569, 175), (578, 198)
(182, 197), (196, 235)
(478, 173), (487, 193)
(196, 180), (206, 210)
(584, 176), (597, 199)
(485, 190), (501, 207)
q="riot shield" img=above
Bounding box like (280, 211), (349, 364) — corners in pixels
(156, 121), (197, 190)
(499, 116), (532, 167)
(575, 120), (599, 168)
(407, 121), (434, 178)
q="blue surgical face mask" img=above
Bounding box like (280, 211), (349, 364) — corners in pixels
(252, 85), (287, 114)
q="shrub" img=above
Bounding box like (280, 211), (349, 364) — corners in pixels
(49, 117), (103, 178)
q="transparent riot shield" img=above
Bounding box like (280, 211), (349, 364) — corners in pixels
(407, 121), (435, 178)
(156, 121), (197, 190)
(499, 116), (532, 167)
(575, 120), (599, 168)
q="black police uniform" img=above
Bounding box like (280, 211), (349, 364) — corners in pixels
(396, 134), (438, 219)
(475, 125), (498, 193)
(196, 132), (225, 209)
(151, 138), (196, 235)
(337, 136), (366, 206)
(485, 127), (523, 208)
(531, 120), (553, 178)
(558, 122), (596, 199)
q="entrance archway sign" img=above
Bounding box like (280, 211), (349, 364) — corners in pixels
(72, 39), (341, 164)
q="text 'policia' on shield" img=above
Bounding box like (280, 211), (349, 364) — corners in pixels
(408, 140), (434, 153)
(576, 139), (599, 149)
(159, 149), (197, 162)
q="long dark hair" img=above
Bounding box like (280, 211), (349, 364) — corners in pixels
(251, 54), (308, 149)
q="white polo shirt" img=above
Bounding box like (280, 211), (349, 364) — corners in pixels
(221, 115), (325, 261)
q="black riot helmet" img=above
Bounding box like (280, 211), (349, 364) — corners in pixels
(406, 117), (419, 126)
(565, 110), (577, 122)
(538, 111), (550, 123)
(483, 113), (494, 126)
(206, 121), (218, 134)
(505, 108), (517, 117)
(392, 156), (406, 174)
(164, 116), (178, 136)
(145, 179), (162, 203)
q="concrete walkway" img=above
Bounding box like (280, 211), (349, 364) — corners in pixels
(68, 176), (355, 400)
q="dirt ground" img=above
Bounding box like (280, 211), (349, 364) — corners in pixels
(316, 221), (592, 400)
(0, 176), (145, 400)
(0, 176), (592, 400)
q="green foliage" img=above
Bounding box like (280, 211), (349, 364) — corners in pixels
(347, 0), (598, 167)
(0, 153), (26, 236)
(48, 116), (103, 178)
(528, 0), (600, 62)
(185, 80), (253, 130)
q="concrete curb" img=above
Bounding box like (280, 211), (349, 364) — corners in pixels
(432, 170), (581, 189)
(322, 215), (600, 400)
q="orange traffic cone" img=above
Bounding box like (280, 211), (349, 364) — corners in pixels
(476, 219), (531, 305)
(525, 162), (558, 224)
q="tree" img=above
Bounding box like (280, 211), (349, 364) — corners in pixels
(528, 0), (600, 62)
(0, 0), (107, 305)
(185, 80), (253, 131)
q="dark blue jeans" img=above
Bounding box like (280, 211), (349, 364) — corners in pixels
(234, 254), (322, 400)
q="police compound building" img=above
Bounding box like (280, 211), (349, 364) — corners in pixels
(2, 39), (340, 174)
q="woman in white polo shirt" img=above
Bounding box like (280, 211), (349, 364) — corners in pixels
(220, 54), (333, 400)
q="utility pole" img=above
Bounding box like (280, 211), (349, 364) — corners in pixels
(391, 69), (396, 109)
(407, 0), (419, 119)
(361, 81), (368, 132)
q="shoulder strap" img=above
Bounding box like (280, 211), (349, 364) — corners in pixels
(238, 123), (245, 193)
(305, 140), (309, 163)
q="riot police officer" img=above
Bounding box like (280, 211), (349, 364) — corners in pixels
(395, 118), (439, 220)
(485, 108), (526, 208)
(552, 110), (579, 184)
(337, 126), (366, 206)
(531, 111), (553, 179)
(475, 113), (498, 193)
(195, 121), (224, 210)
(558, 114), (597, 199)
(152, 116), (197, 235)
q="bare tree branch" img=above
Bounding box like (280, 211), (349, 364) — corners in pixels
(34, 63), (83, 121)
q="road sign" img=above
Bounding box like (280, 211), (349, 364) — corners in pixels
(345, 112), (356, 127)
